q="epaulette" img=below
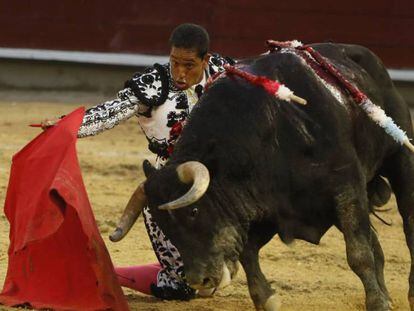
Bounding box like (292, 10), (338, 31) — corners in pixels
(208, 53), (236, 76)
(124, 63), (170, 107)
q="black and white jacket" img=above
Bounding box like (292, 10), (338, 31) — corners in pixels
(78, 54), (233, 167)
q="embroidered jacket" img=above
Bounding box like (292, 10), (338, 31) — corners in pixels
(78, 54), (233, 167)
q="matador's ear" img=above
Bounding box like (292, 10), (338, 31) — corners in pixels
(143, 159), (156, 178)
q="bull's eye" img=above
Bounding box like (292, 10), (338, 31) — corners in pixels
(191, 207), (198, 218)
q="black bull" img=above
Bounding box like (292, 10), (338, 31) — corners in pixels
(112, 43), (414, 310)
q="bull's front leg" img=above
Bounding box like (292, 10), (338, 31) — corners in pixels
(240, 247), (279, 311)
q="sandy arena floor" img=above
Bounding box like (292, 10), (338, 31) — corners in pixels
(0, 100), (411, 310)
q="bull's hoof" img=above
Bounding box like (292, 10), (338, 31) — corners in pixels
(197, 287), (216, 297)
(409, 296), (414, 311)
(366, 297), (393, 311)
(255, 294), (280, 311)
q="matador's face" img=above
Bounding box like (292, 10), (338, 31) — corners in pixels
(169, 46), (209, 90)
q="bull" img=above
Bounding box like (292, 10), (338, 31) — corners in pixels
(111, 43), (414, 311)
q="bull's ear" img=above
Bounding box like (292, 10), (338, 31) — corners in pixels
(203, 139), (220, 178)
(143, 159), (156, 178)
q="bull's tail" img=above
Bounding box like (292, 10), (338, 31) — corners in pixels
(368, 175), (393, 227)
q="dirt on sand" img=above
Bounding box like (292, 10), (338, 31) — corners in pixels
(0, 100), (411, 310)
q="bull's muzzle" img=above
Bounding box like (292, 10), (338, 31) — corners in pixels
(188, 261), (238, 294)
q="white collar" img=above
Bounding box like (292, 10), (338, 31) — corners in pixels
(188, 71), (207, 93)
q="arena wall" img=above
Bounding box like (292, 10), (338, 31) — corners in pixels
(0, 1), (413, 105)
(0, 0), (413, 68)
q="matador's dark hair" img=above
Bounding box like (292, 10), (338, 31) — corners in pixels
(169, 23), (210, 58)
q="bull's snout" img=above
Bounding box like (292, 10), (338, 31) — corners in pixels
(186, 262), (238, 292)
(185, 272), (216, 290)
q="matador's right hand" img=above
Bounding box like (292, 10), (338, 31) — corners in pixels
(40, 119), (59, 130)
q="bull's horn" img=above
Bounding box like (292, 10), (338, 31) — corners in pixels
(158, 161), (210, 210)
(109, 182), (147, 242)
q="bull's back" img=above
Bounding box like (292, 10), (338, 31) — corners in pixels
(259, 43), (405, 177)
(313, 43), (411, 175)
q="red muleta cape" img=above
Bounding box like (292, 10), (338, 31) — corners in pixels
(0, 108), (129, 310)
